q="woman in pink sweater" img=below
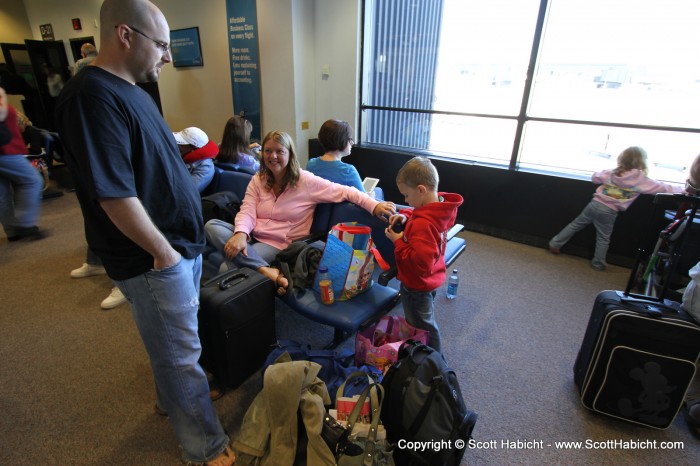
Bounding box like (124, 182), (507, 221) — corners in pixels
(205, 130), (395, 294)
(549, 146), (685, 271)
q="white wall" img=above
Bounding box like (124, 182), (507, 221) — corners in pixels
(0, 0), (33, 47)
(291, 0), (315, 164)
(7, 0), (362, 160)
(22, 0), (103, 59)
(257, 0), (297, 149)
(0, 0), (33, 109)
(156, 1), (233, 141)
(313, 0), (361, 135)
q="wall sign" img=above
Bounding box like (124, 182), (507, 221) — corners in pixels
(170, 27), (203, 68)
(39, 24), (54, 41)
(72, 18), (82, 31)
(226, 0), (262, 141)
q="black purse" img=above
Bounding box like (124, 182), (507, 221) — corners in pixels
(321, 413), (364, 459)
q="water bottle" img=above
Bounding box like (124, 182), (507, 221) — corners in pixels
(446, 269), (459, 299)
(318, 266), (335, 305)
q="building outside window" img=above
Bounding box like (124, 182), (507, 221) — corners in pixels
(361, 0), (700, 183)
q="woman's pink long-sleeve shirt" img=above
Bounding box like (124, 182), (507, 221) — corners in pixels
(234, 170), (379, 250)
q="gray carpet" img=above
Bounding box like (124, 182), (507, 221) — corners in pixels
(1, 172), (698, 465)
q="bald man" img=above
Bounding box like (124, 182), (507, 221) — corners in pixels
(54, 1), (233, 464)
(72, 42), (98, 76)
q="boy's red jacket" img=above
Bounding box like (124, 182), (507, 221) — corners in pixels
(394, 192), (463, 291)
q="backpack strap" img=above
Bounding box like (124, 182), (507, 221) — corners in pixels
(407, 367), (454, 436)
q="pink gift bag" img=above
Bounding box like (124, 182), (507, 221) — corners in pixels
(355, 315), (429, 371)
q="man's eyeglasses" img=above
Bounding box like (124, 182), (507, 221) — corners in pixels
(117, 25), (170, 54)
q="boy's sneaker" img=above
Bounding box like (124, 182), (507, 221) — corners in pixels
(101, 287), (126, 309)
(591, 263), (606, 272)
(71, 263), (106, 278)
(548, 246), (561, 255)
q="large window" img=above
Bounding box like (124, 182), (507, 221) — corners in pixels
(361, 0), (700, 182)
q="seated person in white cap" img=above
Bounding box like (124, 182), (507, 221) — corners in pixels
(173, 127), (219, 192)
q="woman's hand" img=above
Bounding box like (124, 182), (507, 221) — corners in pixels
(373, 201), (396, 221)
(224, 232), (249, 260)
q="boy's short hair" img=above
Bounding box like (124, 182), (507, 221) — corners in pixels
(396, 156), (439, 191)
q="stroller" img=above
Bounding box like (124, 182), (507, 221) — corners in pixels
(632, 194), (700, 302)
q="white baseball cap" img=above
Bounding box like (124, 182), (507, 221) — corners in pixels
(173, 127), (209, 148)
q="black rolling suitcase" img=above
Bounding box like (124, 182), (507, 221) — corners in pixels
(574, 193), (700, 429)
(199, 267), (276, 389)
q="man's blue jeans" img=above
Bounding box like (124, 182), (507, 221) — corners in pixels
(114, 255), (229, 463)
(0, 155), (42, 237)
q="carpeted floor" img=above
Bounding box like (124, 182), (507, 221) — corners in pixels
(0, 169), (698, 465)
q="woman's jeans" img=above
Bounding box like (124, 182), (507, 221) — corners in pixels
(401, 284), (440, 352)
(550, 200), (618, 269)
(0, 155), (42, 237)
(114, 255), (229, 463)
(205, 219), (280, 271)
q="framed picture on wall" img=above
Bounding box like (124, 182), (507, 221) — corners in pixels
(170, 27), (203, 67)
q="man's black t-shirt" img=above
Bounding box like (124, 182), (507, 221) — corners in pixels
(55, 67), (204, 280)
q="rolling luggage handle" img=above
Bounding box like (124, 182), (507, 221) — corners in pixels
(201, 268), (250, 290)
(607, 296), (677, 318)
(624, 193), (700, 303)
(218, 272), (249, 290)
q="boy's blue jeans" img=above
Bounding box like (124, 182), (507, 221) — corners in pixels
(401, 284), (440, 352)
(114, 255), (230, 463)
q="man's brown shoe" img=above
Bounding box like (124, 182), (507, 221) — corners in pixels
(204, 446), (235, 466)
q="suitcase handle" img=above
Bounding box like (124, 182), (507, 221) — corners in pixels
(610, 293), (681, 317)
(219, 272), (248, 290)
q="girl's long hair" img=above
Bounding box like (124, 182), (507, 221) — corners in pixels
(217, 116), (253, 164)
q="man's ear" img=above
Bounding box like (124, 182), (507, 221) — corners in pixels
(114, 25), (132, 48)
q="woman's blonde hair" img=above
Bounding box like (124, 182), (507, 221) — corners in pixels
(614, 146), (648, 176)
(259, 130), (301, 192)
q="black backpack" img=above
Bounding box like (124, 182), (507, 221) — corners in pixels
(201, 191), (240, 224)
(380, 341), (477, 466)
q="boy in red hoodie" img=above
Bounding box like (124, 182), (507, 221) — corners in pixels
(385, 157), (463, 352)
